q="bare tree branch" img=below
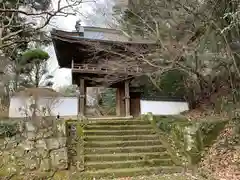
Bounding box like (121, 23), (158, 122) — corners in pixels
(0, 0), (84, 51)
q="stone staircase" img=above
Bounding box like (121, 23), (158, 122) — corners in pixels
(81, 118), (182, 179)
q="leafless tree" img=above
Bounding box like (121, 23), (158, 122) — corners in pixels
(0, 0), (84, 50)
(0, 0), (87, 108)
(81, 0), (240, 108)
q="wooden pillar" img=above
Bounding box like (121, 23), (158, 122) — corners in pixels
(116, 88), (121, 116)
(79, 79), (86, 116)
(116, 86), (125, 116)
(125, 80), (130, 117)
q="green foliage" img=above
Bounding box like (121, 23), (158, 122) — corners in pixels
(0, 0), (53, 98)
(120, 0), (240, 110)
(21, 49), (49, 64)
(76, 123), (84, 137)
(0, 121), (18, 138)
(66, 120), (85, 138)
(137, 70), (188, 99)
(99, 88), (116, 115)
(16, 48), (53, 87)
(199, 120), (228, 148)
(65, 120), (85, 170)
(158, 70), (188, 97)
(156, 116), (192, 133)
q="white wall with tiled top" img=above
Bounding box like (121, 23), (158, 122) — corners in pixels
(140, 100), (189, 115)
(9, 96), (189, 118)
(9, 97), (78, 118)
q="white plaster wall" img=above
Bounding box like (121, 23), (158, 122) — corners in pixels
(9, 97), (189, 117)
(9, 96), (78, 118)
(140, 100), (189, 115)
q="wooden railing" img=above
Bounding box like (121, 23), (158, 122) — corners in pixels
(72, 63), (143, 74)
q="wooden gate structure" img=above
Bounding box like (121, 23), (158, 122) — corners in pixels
(51, 28), (157, 117)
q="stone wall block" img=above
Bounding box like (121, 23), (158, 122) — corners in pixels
(46, 138), (60, 150)
(31, 144), (49, 158)
(25, 122), (36, 132)
(56, 120), (67, 136)
(20, 140), (35, 151)
(23, 152), (40, 171)
(58, 137), (67, 148)
(40, 158), (51, 172)
(13, 147), (25, 158)
(4, 141), (18, 150)
(36, 139), (47, 149)
(50, 147), (68, 170)
(45, 137), (67, 150)
(25, 131), (37, 141)
(23, 158), (39, 171)
(36, 148), (49, 158)
(43, 130), (54, 138)
(36, 131), (44, 139)
(1, 119), (69, 173)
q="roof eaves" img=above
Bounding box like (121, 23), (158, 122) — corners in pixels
(51, 29), (157, 46)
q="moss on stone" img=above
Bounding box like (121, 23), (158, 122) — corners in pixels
(76, 123), (84, 137)
(145, 115), (229, 166)
(53, 170), (70, 179)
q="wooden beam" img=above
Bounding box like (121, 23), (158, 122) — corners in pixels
(125, 80), (130, 117)
(72, 63), (141, 75)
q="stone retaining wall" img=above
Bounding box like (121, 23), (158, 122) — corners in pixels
(0, 119), (69, 178)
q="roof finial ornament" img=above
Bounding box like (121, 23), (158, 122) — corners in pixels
(75, 19), (84, 36)
(75, 19), (81, 32)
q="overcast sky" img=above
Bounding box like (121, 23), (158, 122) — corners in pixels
(45, 0), (115, 89)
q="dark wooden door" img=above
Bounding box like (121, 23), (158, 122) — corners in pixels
(130, 92), (141, 117)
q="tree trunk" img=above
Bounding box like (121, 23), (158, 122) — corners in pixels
(35, 63), (40, 87)
(0, 28), (3, 45)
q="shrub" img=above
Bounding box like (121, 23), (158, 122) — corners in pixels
(0, 121), (18, 138)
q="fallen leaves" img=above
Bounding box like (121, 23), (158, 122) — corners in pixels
(200, 125), (240, 180)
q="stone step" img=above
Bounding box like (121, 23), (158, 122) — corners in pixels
(85, 152), (171, 162)
(81, 166), (183, 179)
(85, 145), (166, 154)
(85, 158), (174, 170)
(84, 140), (162, 148)
(84, 134), (159, 141)
(84, 124), (153, 130)
(84, 129), (156, 136)
(87, 119), (150, 126)
(79, 117), (182, 179)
